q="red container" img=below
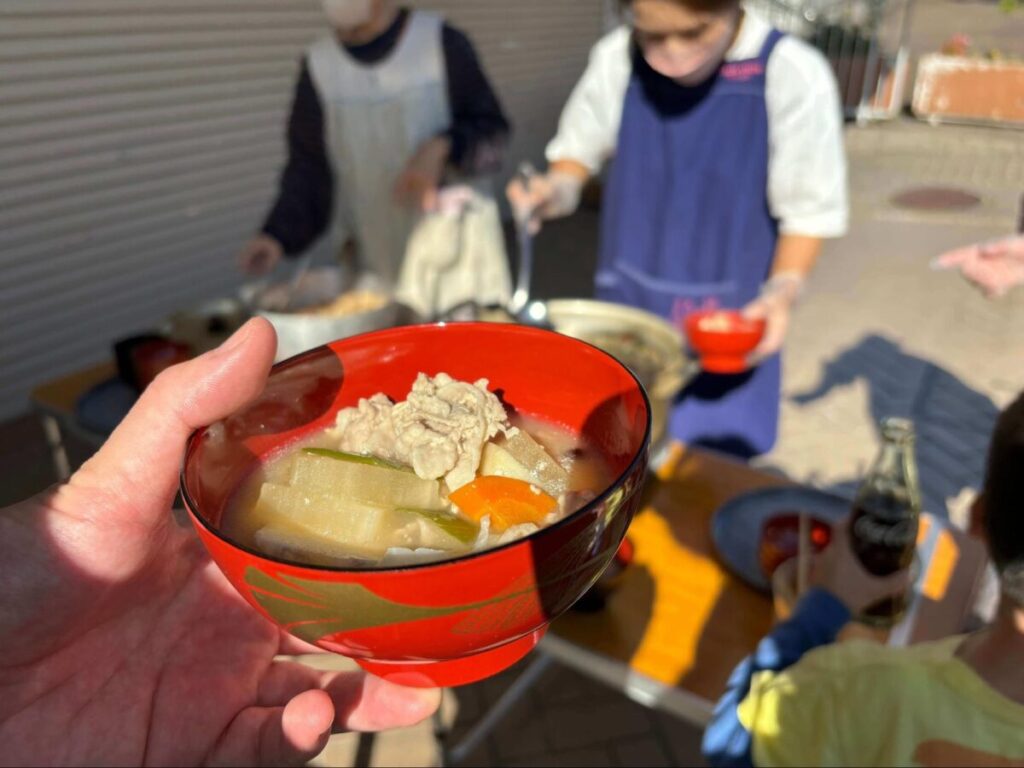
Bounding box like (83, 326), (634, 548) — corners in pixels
(180, 323), (651, 688)
(759, 514), (833, 579)
(133, 339), (193, 390)
(683, 310), (766, 374)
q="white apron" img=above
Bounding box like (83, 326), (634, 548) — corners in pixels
(308, 10), (510, 311)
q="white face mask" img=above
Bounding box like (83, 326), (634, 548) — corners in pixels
(643, 14), (738, 86)
(322, 0), (374, 30)
(671, 36), (732, 85)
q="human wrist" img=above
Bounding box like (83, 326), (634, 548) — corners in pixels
(413, 136), (451, 177)
(760, 271), (806, 307)
(258, 229), (288, 256)
(546, 171), (584, 219)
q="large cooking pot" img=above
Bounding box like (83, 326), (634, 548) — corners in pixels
(240, 267), (400, 362)
(163, 297), (250, 355)
(543, 299), (696, 451)
(463, 298), (697, 450)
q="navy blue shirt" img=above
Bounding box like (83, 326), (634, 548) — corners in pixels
(262, 9), (511, 256)
(702, 589), (852, 767)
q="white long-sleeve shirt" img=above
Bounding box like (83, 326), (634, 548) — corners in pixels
(546, 9), (849, 238)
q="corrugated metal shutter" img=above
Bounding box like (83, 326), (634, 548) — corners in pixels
(407, 0), (605, 169)
(0, 0), (604, 420)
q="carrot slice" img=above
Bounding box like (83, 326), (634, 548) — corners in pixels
(449, 476), (558, 533)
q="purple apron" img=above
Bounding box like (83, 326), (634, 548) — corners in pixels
(597, 30), (786, 458)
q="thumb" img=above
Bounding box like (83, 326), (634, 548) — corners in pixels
(72, 318), (277, 517)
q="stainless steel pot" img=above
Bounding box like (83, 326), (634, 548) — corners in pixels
(456, 298), (698, 450)
(240, 267), (400, 362)
(543, 299), (697, 451)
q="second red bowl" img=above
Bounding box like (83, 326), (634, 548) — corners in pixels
(684, 310), (767, 374)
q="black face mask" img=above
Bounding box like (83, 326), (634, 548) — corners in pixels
(632, 38), (720, 118)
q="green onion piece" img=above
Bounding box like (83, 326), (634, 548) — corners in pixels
(302, 448), (412, 473)
(399, 508), (479, 544)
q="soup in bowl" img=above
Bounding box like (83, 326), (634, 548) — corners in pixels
(180, 323), (651, 687)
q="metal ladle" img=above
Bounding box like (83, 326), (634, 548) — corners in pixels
(507, 163), (553, 330)
(245, 252), (314, 314)
(276, 252), (314, 312)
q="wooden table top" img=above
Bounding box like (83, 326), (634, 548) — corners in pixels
(549, 445), (786, 705)
(546, 444), (986, 720)
(30, 361), (117, 418)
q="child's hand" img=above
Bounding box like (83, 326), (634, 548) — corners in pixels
(933, 234), (1024, 298)
(808, 519), (911, 615)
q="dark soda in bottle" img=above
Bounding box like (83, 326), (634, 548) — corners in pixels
(849, 417), (921, 627)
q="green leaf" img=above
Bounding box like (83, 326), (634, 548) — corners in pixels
(302, 447), (412, 473)
(399, 507), (479, 544)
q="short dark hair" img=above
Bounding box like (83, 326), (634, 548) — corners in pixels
(622, 0), (742, 14)
(984, 390), (1024, 604)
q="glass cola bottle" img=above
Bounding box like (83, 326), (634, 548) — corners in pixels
(849, 417), (921, 627)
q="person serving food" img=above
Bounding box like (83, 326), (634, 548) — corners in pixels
(240, 0), (511, 296)
(509, 0), (849, 458)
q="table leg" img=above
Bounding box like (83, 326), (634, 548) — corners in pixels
(442, 653), (556, 766)
(40, 413), (71, 481)
(353, 732), (376, 768)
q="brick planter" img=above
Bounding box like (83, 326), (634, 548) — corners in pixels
(913, 53), (1024, 127)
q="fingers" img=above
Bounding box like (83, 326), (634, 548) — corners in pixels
(506, 177), (551, 231)
(747, 308), (788, 366)
(963, 255), (1024, 298)
(978, 240), (1011, 260)
(932, 245), (977, 270)
(273, 691), (336, 765)
(505, 179), (530, 211)
(978, 234), (1024, 260)
(239, 238), (283, 276)
(239, 246), (266, 276)
(257, 661), (439, 734)
(207, 691), (335, 767)
(258, 660), (325, 707)
(323, 671), (441, 733)
(72, 318), (278, 518)
(933, 238), (1024, 298)
(741, 299), (768, 320)
(214, 672), (439, 767)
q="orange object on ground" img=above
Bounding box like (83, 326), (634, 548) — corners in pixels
(450, 476), (557, 533)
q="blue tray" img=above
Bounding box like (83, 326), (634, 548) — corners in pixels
(75, 377), (138, 436)
(711, 486), (851, 593)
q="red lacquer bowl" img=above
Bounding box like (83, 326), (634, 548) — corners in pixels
(683, 310), (767, 374)
(180, 323), (651, 688)
(759, 514), (833, 578)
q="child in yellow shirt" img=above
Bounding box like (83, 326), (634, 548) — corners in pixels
(704, 390), (1024, 767)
